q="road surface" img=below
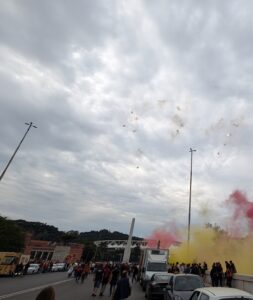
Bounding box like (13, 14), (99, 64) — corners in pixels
(0, 272), (144, 300)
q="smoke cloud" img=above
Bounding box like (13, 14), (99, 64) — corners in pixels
(146, 190), (253, 275)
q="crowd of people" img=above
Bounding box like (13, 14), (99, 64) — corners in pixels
(210, 260), (237, 287)
(35, 261), (135, 300)
(168, 260), (237, 288)
(168, 262), (208, 277)
(35, 259), (238, 299)
(69, 261), (136, 298)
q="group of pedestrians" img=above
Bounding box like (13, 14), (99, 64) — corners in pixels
(68, 262), (90, 283)
(35, 261), (134, 300)
(168, 262), (208, 277)
(91, 262), (133, 299)
(210, 260), (237, 287)
(168, 260), (237, 288)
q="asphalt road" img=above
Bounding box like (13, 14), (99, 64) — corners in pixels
(0, 272), (144, 300)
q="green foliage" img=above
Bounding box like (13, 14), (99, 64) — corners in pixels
(1, 217), (143, 261)
(82, 241), (96, 262)
(0, 216), (24, 252)
(15, 219), (63, 241)
(61, 231), (80, 245)
(130, 244), (141, 263)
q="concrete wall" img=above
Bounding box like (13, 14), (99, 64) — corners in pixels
(205, 272), (253, 294)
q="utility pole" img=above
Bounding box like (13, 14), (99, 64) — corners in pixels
(187, 148), (196, 246)
(0, 122), (37, 182)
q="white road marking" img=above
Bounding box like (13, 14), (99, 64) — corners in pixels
(0, 278), (72, 299)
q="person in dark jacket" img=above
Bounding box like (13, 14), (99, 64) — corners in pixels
(210, 263), (218, 287)
(92, 264), (104, 296)
(113, 270), (131, 300)
(110, 265), (120, 296)
(230, 261), (237, 274)
(216, 262), (223, 286)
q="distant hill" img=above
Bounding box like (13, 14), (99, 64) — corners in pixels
(14, 219), (143, 243)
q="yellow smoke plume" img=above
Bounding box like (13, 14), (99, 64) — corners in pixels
(170, 226), (253, 275)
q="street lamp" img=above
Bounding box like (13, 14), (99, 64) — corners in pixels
(0, 122), (37, 182)
(187, 148), (196, 246)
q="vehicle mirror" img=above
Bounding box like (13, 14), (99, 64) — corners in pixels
(166, 284), (172, 291)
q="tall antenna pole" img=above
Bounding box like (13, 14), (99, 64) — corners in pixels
(187, 148), (196, 246)
(0, 122), (37, 182)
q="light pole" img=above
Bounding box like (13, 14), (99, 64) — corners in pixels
(0, 122), (37, 182)
(187, 148), (196, 246)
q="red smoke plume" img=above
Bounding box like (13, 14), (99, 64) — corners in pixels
(145, 226), (180, 249)
(227, 190), (253, 235)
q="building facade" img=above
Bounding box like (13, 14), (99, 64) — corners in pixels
(23, 233), (84, 263)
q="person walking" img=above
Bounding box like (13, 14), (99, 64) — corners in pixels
(81, 263), (90, 283)
(99, 264), (111, 296)
(92, 264), (103, 297)
(131, 264), (138, 283)
(75, 264), (83, 283)
(113, 270), (131, 300)
(110, 265), (120, 297)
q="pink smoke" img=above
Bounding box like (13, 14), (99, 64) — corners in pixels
(226, 190), (253, 236)
(145, 226), (181, 249)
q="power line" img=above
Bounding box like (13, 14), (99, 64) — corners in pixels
(0, 122), (37, 182)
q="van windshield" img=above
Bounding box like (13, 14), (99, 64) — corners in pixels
(147, 262), (167, 272)
(1, 256), (16, 265)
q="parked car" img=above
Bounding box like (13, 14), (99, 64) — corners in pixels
(167, 274), (205, 300)
(52, 263), (67, 272)
(146, 273), (174, 300)
(190, 287), (253, 300)
(27, 263), (40, 274)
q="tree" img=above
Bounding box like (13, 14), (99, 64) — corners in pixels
(61, 231), (79, 245)
(82, 241), (96, 262)
(130, 244), (141, 263)
(0, 216), (24, 252)
(94, 242), (108, 261)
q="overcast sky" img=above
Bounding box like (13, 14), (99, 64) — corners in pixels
(0, 0), (253, 238)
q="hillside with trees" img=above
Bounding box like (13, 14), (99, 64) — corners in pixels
(13, 219), (142, 243)
(0, 216), (24, 252)
(0, 216), (142, 258)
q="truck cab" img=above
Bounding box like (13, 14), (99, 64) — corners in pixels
(139, 248), (169, 291)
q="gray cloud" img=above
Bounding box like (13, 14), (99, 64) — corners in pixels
(0, 0), (253, 237)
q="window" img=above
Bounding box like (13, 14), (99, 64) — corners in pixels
(30, 251), (36, 259)
(151, 250), (165, 255)
(191, 291), (200, 300)
(199, 293), (209, 300)
(154, 274), (172, 281)
(174, 276), (204, 291)
(1, 256), (16, 265)
(147, 262), (167, 271)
